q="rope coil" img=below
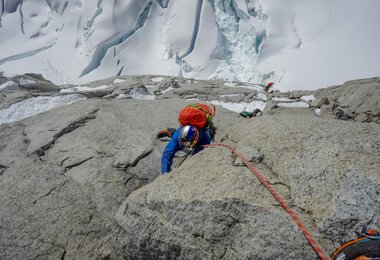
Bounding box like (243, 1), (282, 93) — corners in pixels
(204, 143), (331, 260)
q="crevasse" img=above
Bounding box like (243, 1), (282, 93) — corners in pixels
(80, 0), (154, 77)
(179, 0), (204, 60)
(207, 0), (267, 82)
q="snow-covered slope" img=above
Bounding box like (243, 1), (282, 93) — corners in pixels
(0, 0), (379, 91)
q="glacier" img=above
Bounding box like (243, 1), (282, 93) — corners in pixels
(0, 0), (380, 91)
(0, 94), (86, 125)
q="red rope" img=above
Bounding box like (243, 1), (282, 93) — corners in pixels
(204, 143), (331, 260)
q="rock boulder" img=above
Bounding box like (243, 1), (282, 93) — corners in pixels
(114, 114), (380, 259)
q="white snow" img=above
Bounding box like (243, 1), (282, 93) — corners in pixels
(272, 97), (294, 102)
(60, 85), (111, 93)
(219, 94), (241, 98)
(161, 86), (174, 93)
(277, 102), (309, 108)
(0, 94), (86, 125)
(210, 100), (266, 114)
(301, 94), (315, 102)
(256, 92), (269, 101)
(117, 93), (155, 100)
(224, 82), (237, 87)
(0, 81), (18, 90)
(235, 84), (264, 92)
(117, 86), (155, 100)
(256, 0), (380, 91)
(151, 76), (165, 83)
(314, 108), (322, 116)
(18, 79), (36, 86)
(0, 1), (379, 91)
(113, 78), (126, 84)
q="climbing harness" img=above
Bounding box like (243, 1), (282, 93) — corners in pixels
(204, 143), (331, 260)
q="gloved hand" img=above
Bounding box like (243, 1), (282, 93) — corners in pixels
(209, 122), (217, 141)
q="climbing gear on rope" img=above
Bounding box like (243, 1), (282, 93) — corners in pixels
(331, 230), (380, 260)
(157, 128), (176, 139)
(240, 109), (262, 118)
(240, 111), (254, 118)
(178, 103), (216, 129)
(204, 143), (331, 260)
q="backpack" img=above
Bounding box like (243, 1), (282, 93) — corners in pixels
(178, 103), (216, 129)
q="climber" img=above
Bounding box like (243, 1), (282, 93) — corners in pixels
(161, 125), (212, 174)
(264, 82), (274, 92)
(160, 103), (217, 174)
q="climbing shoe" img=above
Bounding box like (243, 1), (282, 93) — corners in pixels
(157, 128), (176, 139)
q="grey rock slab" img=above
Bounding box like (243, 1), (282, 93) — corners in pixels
(24, 99), (100, 155)
(114, 112), (380, 258)
(3, 75), (379, 259)
(1, 94), (244, 259)
(152, 77), (179, 95)
(0, 90), (32, 109)
(170, 82), (252, 100)
(337, 81), (379, 114)
(354, 112), (369, 122)
(113, 148), (316, 259)
(311, 97), (330, 108)
(372, 116), (380, 123)
(0, 98), (167, 257)
(314, 77), (380, 116)
(62, 157), (134, 219)
(0, 123), (29, 166)
(265, 106), (316, 117)
(263, 100), (278, 114)
(228, 114), (380, 244)
(318, 170), (380, 243)
(0, 159), (112, 260)
(240, 92), (257, 102)
(233, 145), (264, 165)
(13, 74), (60, 92)
(289, 90), (313, 99)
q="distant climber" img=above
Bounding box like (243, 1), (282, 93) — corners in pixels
(160, 103), (217, 174)
(264, 82), (274, 92)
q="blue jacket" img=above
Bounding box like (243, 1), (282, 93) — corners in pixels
(161, 126), (211, 174)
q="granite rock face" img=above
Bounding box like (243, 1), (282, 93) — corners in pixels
(114, 114), (380, 259)
(0, 94), (240, 259)
(0, 74), (379, 259)
(313, 77), (380, 123)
